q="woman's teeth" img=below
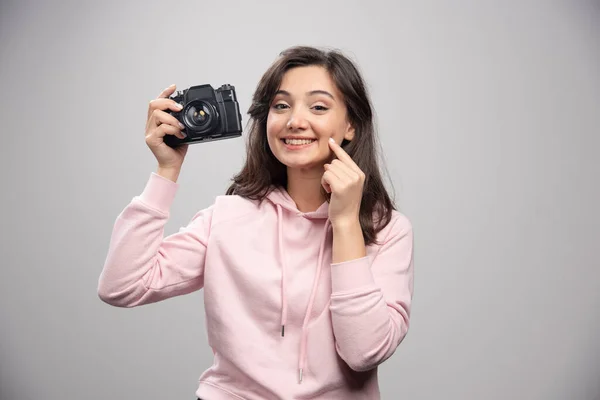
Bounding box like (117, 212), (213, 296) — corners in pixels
(284, 139), (315, 145)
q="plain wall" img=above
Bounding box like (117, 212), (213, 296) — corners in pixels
(1, 1), (599, 399)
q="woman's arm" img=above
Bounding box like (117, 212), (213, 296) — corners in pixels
(329, 214), (414, 371)
(97, 172), (212, 307)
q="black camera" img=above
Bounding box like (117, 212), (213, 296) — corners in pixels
(163, 84), (243, 147)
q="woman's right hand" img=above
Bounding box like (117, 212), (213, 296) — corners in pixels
(145, 84), (189, 170)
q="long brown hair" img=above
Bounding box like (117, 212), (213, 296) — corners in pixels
(226, 45), (395, 246)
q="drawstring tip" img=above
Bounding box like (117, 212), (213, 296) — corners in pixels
(298, 368), (303, 383)
(281, 325), (285, 337)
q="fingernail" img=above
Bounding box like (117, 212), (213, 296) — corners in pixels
(175, 103), (183, 109)
(179, 122), (185, 129)
(329, 138), (335, 143)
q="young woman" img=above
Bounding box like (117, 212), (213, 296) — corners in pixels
(98, 45), (415, 400)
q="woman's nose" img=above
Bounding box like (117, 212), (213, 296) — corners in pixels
(287, 113), (309, 130)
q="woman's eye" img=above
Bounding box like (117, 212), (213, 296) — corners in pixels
(313, 105), (328, 111)
(273, 103), (289, 110)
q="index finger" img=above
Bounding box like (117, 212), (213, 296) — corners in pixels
(157, 84), (176, 99)
(328, 138), (361, 173)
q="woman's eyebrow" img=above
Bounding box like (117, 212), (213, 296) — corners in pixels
(275, 89), (335, 100)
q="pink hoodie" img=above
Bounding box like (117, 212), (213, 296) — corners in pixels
(98, 172), (414, 400)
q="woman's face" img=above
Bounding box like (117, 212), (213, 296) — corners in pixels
(266, 65), (355, 172)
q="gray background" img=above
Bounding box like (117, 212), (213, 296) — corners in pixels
(1, 0), (599, 399)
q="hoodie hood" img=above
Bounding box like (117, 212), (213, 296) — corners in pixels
(266, 186), (330, 218)
(265, 186), (331, 383)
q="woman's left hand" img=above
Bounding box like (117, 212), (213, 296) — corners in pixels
(321, 138), (365, 226)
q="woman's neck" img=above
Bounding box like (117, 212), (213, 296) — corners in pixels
(286, 167), (327, 212)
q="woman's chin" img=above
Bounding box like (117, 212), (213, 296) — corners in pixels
(273, 144), (329, 171)
(280, 156), (325, 171)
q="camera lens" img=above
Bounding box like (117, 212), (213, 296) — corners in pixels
(184, 101), (213, 129)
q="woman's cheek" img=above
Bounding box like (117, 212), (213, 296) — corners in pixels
(267, 114), (286, 133)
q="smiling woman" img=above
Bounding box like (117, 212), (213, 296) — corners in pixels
(228, 46), (396, 244)
(98, 45), (415, 400)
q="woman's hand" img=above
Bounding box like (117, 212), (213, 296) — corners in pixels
(321, 138), (365, 227)
(145, 84), (189, 170)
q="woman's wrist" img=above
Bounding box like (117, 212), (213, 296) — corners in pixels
(156, 166), (181, 183)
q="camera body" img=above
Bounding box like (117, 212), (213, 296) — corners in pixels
(163, 84), (243, 147)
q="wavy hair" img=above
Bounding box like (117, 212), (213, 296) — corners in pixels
(226, 46), (395, 245)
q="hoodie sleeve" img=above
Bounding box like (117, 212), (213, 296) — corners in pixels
(97, 172), (212, 308)
(329, 214), (414, 372)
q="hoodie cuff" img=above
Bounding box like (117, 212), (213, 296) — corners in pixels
(138, 172), (179, 214)
(330, 256), (376, 294)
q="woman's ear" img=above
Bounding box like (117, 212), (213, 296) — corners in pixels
(344, 122), (355, 142)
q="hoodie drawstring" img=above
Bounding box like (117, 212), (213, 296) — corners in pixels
(276, 205), (288, 337)
(276, 202), (330, 383)
(298, 219), (330, 383)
